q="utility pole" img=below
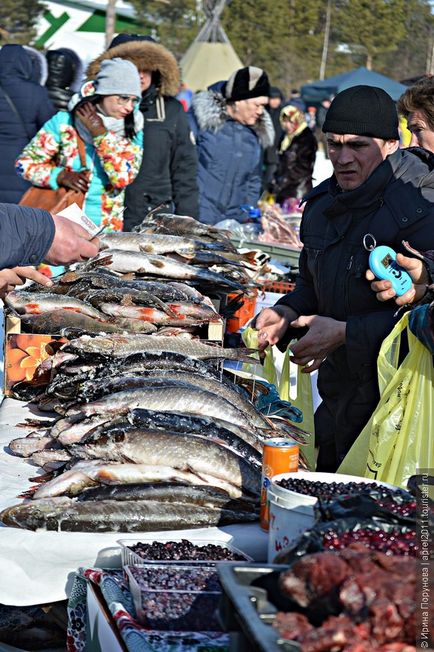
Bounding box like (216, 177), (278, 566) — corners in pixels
(319, 0), (332, 80)
(105, 0), (117, 49)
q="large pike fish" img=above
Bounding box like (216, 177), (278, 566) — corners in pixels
(76, 369), (270, 430)
(0, 497), (258, 532)
(65, 334), (256, 361)
(76, 482), (257, 512)
(65, 384), (262, 433)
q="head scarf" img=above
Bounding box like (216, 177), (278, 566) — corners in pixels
(279, 105), (308, 153)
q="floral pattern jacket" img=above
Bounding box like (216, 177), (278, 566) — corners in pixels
(16, 111), (143, 230)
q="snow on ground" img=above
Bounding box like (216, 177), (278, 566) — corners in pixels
(313, 149), (333, 187)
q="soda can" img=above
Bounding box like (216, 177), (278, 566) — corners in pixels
(260, 437), (299, 531)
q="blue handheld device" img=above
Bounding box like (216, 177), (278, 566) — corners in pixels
(368, 245), (413, 296)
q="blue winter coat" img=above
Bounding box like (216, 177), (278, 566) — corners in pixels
(0, 203), (54, 268)
(189, 89), (274, 225)
(0, 45), (55, 203)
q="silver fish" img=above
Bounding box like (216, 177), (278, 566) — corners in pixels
(87, 249), (246, 290)
(100, 232), (229, 256)
(5, 291), (108, 322)
(0, 497), (258, 532)
(98, 302), (217, 325)
(31, 461), (240, 499)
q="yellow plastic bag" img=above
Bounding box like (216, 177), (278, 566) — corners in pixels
(242, 326), (316, 470)
(339, 312), (434, 488)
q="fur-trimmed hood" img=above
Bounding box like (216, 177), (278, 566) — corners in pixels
(191, 90), (275, 148)
(86, 41), (180, 97)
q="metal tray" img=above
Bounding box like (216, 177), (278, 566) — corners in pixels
(217, 563), (300, 652)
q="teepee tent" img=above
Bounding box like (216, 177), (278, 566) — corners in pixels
(180, 0), (243, 92)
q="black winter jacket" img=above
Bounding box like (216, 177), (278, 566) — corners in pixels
(0, 203), (54, 268)
(45, 48), (83, 112)
(0, 45), (55, 203)
(277, 148), (434, 467)
(124, 88), (199, 229)
(271, 126), (318, 202)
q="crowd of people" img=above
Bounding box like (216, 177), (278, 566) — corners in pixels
(0, 35), (433, 475)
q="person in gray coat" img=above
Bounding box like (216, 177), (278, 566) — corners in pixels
(189, 66), (274, 225)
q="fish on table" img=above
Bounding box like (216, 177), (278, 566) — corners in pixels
(85, 249), (246, 291)
(0, 497), (258, 532)
(64, 333), (256, 361)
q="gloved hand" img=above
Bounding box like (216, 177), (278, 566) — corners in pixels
(75, 102), (106, 137)
(56, 169), (90, 192)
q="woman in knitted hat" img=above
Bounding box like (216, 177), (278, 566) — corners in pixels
(16, 58), (143, 241)
(87, 34), (199, 228)
(188, 66), (274, 225)
(270, 104), (317, 207)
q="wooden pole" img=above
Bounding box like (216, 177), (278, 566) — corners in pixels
(105, 0), (117, 49)
(319, 0), (332, 80)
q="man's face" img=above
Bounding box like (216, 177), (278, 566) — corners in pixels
(233, 96), (269, 126)
(407, 110), (434, 153)
(326, 133), (399, 191)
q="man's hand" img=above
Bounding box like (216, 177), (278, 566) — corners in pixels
(366, 253), (428, 306)
(289, 315), (346, 373)
(75, 102), (106, 138)
(44, 215), (99, 266)
(57, 169), (90, 193)
(0, 267), (53, 299)
(254, 304), (298, 351)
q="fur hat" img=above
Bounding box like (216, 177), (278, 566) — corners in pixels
(87, 41), (180, 97)
(222, 67), (270, 102)
(323, 85), (399, 140)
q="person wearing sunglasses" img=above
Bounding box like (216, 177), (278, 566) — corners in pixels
(16, 58), (143, 241)
(86, 34), (199, 229)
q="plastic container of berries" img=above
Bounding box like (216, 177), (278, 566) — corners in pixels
(124, 564), (223, 630)
(271, 471), (398, 506)
(117, 537), (252, 567)
(267, 471), (399, 562)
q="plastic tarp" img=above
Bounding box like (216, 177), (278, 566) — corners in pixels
(301, 66), (407, 104)
(180, 41), (243, 92)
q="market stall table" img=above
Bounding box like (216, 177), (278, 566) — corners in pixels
(0, 397), (268, 606)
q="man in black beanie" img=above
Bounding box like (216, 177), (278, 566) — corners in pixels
(255, 84), (434, 471)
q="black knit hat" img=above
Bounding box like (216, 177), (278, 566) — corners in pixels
(108, 33), (156, 49)
(322, 85), (399, 140)
(222, 66), (270, 102)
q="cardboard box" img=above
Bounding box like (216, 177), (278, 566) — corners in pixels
(86, 582), (127, 652)
(0, 303), (4, 405)
(4, 316), (67, 397)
